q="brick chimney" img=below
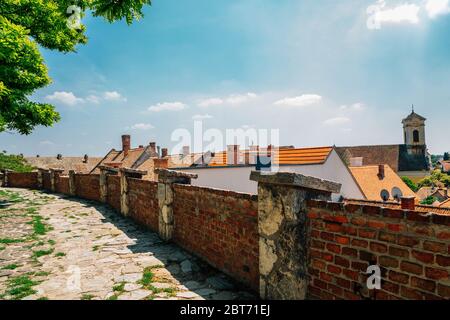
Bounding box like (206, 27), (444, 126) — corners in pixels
(122, 135), (131, 157)
(377, 164), (385, 179)
(161, 148), (168, 158)
(149, 142), (156, 154)
(401, 196), (416, 210)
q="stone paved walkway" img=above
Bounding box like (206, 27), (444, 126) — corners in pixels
(0, 188), (255, 300)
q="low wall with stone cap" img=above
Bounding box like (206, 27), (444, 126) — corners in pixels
(4, 170), (450, 300)
(172, 184), (259, 291)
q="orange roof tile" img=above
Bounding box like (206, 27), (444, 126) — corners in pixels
(348, 165), (416, 201)
(439, 198), (450, 208)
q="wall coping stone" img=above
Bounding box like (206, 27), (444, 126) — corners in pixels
(154, 168), (198, 180)
(250, 171), (341, 193)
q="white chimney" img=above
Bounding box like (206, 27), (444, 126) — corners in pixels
(227, 145), (239, 165)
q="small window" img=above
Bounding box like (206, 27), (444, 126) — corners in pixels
(413, 130), (420, 143)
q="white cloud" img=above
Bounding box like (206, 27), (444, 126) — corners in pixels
(340, 103), (365, 111)
(198, 93), (258, 107)
(148, 102), (187, 112)
(425, 0), (450, 18)
(131, 123), (154, 130)
(226, 92), (257, 105)
(274, 94), (322, 107)
(103, 91), (126, 102)
(367, 1), (420, 29)
(198, 98), (224, 108)
(192, 114), (213, 120)
(86, 95), (101, 104)
(45, 91), (84, 106)
(323, 117), (351, 126)
(39, 140), (55, 146)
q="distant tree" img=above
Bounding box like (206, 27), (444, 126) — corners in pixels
(420, 196), (438, 206)
(401, 176), (418, 192)
(0, 152), (34, 172)
(418, 169), (450, 188)
(0, 0), (152, 134)
(444, 152), (450, 161)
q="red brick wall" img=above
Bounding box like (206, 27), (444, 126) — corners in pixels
(74, 174), (100, 201)
(306, 200), (450, 300)
(56, 176), (70, 195)
(42, 172), (51, 190)
(172, 184), (259, 291)
(107, 175), (121, 212)
(7, 172), (38, 189)
(128, 178), (159, 232)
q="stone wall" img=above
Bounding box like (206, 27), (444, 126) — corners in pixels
(172, 184), (259, 291)
(127, 178), (159, 232)
(306, 200), (450, 300)
(74, 174), (100, 201)
(42, 171), (51, 190)
(4, 170), (450, 300)
(6, 172), (39, 189)
(106, 175), (121, 212)
(55, 175), (70, 195)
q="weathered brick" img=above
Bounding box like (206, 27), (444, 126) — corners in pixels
(378, 231), (397, 243)
(334, 277), (351, 289)
(358, 229), (377, 239)
(324, 222), (343, 233)
(400, 261), (423, 275)
(436, 255), (450, 267)
(389, 246), (409, 258)
(401, 286), (426, 300)
(381, 280), (400, 294)
(342, 247), (358, 258)
(411, 276), (436, 293)
(326, 243), (341, 254)
(397, 235), (420, 247)
(313, 278), (328, 290)
(379, 256), (399, 268)
(320, 232), (334, 242)
(335, 256), (350, 268)
(370, 242), (388, 253)
(386, 223), (405, 232)
(359, 250), (377, 263)
(352, 261), (369, 272)
(368, 220), (386, 229)
(320, 272), (333, 282)
(411, 250), (434, 264)
(351, 216), (367, 226)
(351, 239), (368, 248)
(437, 284), (450, 298)
(425, 267), (449, 280)
(423, 240), (447, 253)
(343, 269), (359, 281)
(389, 270), (409, 284)
(327, 264), (342, 275)
(335, 236), (349, 245)
(436, 231), (450, 240)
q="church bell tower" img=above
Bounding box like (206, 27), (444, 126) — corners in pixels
(402, 106), (426, 155)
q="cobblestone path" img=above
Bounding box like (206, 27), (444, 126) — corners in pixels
(0, 188), (255, 300)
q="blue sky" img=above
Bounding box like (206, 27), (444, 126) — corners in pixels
(1, 0), (450, 156)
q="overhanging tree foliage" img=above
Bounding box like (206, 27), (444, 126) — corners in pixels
(0, 0), (151, 134)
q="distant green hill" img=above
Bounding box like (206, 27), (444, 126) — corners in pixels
(0, 152), (34, 173)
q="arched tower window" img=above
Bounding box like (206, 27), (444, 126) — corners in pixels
(413, 130), (420, 143)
